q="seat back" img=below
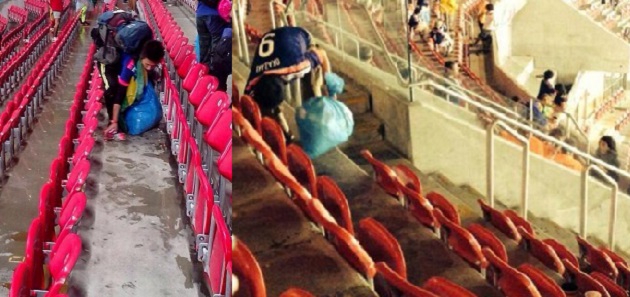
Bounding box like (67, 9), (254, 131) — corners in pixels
(65, 159), (90, 196)
(401, 186), (437, 231)
(190, 75), (219, 108)
(327, 223), (376, 281)
(393, 164), (422, 195)
(483, 248), (542, 297)
(240, 95), (262, 133)
(576, 236), (618, 280)
(504, 209), (534, 235)
(260, 117), (287, 164)
(174, 45), (193, 71)
(518, 227), (565, 274)
(590, 272), (626, 297)
(563, 259), (611, 297)
(9, 262), (31, 297)
(375, 262), (439, 297)
(426, 192), (460, 225)
(517, 264), (566, 297)
(287, 144), (317, 196)
(72, 135), (95, 166)
(25, 217), (44, 289)
(233, 237), (266, 297)
(177, 53), (197, 79)
(436, 210), (486, 270)
(467, 223), (508, 262)
(58, 192), (87, 230)
(218, 142), (232, 182)
(196, 90), (228, 127)
(183, 63), (209, 93)
(316, 176), (354, 235)
(360, 149), (400, 198)
(49, 233), (82, 290)
(279, 288), (316, 297)
(478, 199), (520, 241)
(357, 217), (407, 279)
(423, 276), (477, 297)
(542, 238), (579, 269)
(206, 204), (231, 295)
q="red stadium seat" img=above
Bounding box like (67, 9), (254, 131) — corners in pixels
(287, 144), (318, 196)
(360, 149), (401, 200)
(328, 223), (376, 282)
(260, 117), (287, 164)
(177, 53), (197, 80)
(47, 233), (82, 296)
(183, 63), (210, 94)
(563, 259), (610, 297)
(357, 217), (407, 279)
(9, 262), (31, 297)
(590, 272), (627, 297)
(240, 95), (262, 133)
(24, 218), (44, 289)
(190, 76), (220, 109)
(218, 143), (232, 182)
(204, 205), (231, 295)
(542, 238), (579, 269)
(577, 236), (618, 280)
(393, 164), (422, 195)
(504, 209), (534, 235)
(467, 223), (508, 262)
(435, 210), (487, 270)
(316, 176), (354, 235)
(205, 110), (232, 152)
(518, 227), (565, 274)
(517, 264), (565, 297)
(478, 199), (520, 241)
(279, 288), (316, 297)
(426, 192), (460, 225)
(482, 248), (542, 297)
(375, 262), (439, 297)
(423, 276), (477, 297)
(399, 186), (437, 231)
(233, 237), (266, 297)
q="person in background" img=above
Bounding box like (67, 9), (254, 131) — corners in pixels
(595, 135), (620, 181)
(428, 20), (453, 56)
(50, 0), (63, 42)
(471, 3), (495, 53)
(208, 0), (232, 91)
(196, 0), (230, 69)
(537, 69), (556, 99)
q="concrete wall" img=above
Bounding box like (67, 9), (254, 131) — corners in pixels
(511, 0), (630, 81)
(409, 93), (630, 251)
(492, 0), (527, 65)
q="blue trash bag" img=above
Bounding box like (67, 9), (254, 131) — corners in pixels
(123, 81), (163, 135)
(296, 96), (354, 158)
(325, 72), (344, 96)
(194, 35), (200, 62)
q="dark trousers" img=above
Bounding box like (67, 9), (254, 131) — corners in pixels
(196, 14), (228, 67)
(99, 62), (122, 121)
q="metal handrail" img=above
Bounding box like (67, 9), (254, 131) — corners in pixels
(581, 164), (619, 251)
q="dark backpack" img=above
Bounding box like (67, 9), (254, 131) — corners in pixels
(92, 11), (152, 64)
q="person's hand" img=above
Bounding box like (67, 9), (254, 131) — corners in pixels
(105, 122), (118, 134)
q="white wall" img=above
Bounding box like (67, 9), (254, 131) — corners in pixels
(568, 71), (605, 127)
(492, 0), (527, 65)
(511, 0), (630, 81)
(409, 91), (630, 251)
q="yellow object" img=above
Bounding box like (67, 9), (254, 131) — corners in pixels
(440, 0), (458, 14)
(126, 77), (138, 107)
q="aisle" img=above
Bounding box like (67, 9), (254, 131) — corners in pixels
(0, 25), (91, 296)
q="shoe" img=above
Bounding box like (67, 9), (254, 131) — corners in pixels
(105, 131), (126, 141)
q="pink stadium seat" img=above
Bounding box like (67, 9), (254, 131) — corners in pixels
(316, 176), (354, 235)
(576, 236), (618, 280)
(24, 218), (44, 290)
(233, 237), (266, 297)
(260, 117), (287, 164)
(423, 276), (477, 297)
(190, 76), (220, 109)
(58, 192), (87, 231)
(393, 164), (422, 195)
(240, 95), (262, 133)
(204, 110), (232, 152)
(9, 262), (31, 297)
(435, 210), (486, 270)
(504, 210), (534, 236)
(357, 217), (407, 279)
(177, 54), (197, 80)
(542, 238), (579, 269)
(616, 263), (630, 292)
(518, 227), (565, 274)
(287, 144), (318, 196)
(279, 288), (316, 297)
(47, 233), (82, 296)
(467, 223), (508, 262)
(63, 159), (90, 200)
(563, 260), (610, 297)
(183, 63), (210, 93)
(516, 264), (565, 297)
(173, 45), (193, 69)
(590, 272), (627, 297)
(425, 191), (460, 225)
(400, 186), (437, 231)
(375, 262), (439, 297)
(478, 199), (520, 241)
(360, 149), (401, 200)
(71, 135), (94, 166)
(482, 248), (542, 297)
(218, 142), (232, 181)
(205, 205), (231, 295)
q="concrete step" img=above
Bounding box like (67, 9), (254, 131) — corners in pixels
(336, 73), (371, 114)
(346, 113), (384, 146)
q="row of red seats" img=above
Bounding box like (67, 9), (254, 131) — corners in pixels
(9, 13), (89, 297)
(140, 0), (232, 295)
(0, 5), (47, 69)
(25, 0), (47, 16)
(0, 15), (6, 35)
(594, 88), (624, 120)
(364, 147), (630, 296)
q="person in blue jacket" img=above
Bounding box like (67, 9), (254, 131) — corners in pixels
(196, 0), (230, 67)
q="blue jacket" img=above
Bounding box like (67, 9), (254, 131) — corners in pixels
(197, 1), (218, 16)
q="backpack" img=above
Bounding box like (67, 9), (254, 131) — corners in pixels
(408, 14), (419, 28)
(92, 11), (152, 65)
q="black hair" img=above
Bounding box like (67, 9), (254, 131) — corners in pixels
(445, 60), (457, 70)
(140, 40), (165, 62)
(486, 3), (494, 11)
(549, 128), (565, 138)
(600, 135), (616, 152)
(543, 70), (555, 80)
(414, 7), (421, 14)
(511, 96), (520, 102)
(554, 95), (567, 107)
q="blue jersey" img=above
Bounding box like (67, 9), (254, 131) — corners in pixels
(246, 27), (316, 91)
